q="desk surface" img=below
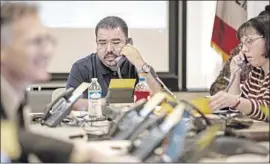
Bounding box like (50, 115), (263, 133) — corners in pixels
(29, 116), (269, 163)
(30, 121), (110, 142)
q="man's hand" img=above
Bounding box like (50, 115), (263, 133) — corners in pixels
(120, 44), (162, 94)
(209, 91), (238, 111)
(120, 44), (145, 69)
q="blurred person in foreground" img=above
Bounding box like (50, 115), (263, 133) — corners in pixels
(209, 14), (270, 122)
(66, 16), (162, 110)
(209, 5), (270, 95)
(0, 2), (138, 162)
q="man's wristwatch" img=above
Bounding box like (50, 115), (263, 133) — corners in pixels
(137, 63), (152, 73)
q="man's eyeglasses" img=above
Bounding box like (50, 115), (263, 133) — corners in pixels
(26, 35), (57, 47)
(239, 35), (263, 49)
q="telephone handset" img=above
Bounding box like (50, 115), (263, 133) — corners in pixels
(176, 124), (223, 162)
(116, 38), (133, 64)
(238, 53), (249, 69)
(128, 102), (178, 141)
(115, 37), (133, 67)
(112, 92), (167, 140)
(145, 124), (221, 163)
(222, 53), (249, 92)
(41, 88), (74, 122)
(243, 53), (248, 64)
(102, 98), (147, 138)
(127, 37), (133, 45)
(112, 38), (133, 78)
(128, 103), (186, 161)
(41, 83), (91, 127)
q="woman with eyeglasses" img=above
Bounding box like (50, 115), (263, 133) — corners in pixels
(209, 14), (270, 122)
(209, 5), (270, 96)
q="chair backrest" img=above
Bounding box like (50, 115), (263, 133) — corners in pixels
(51, 88), (66, 101)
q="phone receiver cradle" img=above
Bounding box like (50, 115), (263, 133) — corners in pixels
(208, 136), (269, 156)
(225, 114), (254, 129)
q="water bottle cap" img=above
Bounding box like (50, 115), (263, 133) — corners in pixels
(139, 77), (146, 81)
(91, 78), (98, 82)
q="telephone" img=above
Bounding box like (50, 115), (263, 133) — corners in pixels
(164, 103), (267, 162)
(177, 124), (223, 162)
(127, 37), (133, 45)
(128, 103), (186, 161)
(112, 92), (167, 140)
(243, 53), (248, 63)
(127, 101), (178, 142)
(114, 37), (134, 76)
(127, 112), (167, 142)
(123, 95), (267, 162)
(70, 92), (168, 141)
(213, 53), (249, 114)
(236, 53), (249, 71)
(107, 37), (133, 79)
(125, 99), (221, 162)
(146, 124), (223, 162)
(151, 121), (267, 162)
(68, 98), (147, 141)
(41, 83), (91, 127)
(159, 118), (188, 162)
(87, 99), (147, 141)
(208, 136), (269, 157)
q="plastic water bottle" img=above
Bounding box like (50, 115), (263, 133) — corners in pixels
(1, 152), (10, 163)
(88, 78), (103, 119)
(134, 77), (150, 102)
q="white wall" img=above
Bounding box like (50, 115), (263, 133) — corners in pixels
(186, 1), (221, 90)
(38, 1), (168, 29)
(185, 1), (269, 90)
(23, 1), (170, 73)
(248, 1), (269, 19)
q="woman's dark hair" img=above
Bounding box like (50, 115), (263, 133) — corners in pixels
(237, 14), (270, 58)
(259, 5), (270, 16)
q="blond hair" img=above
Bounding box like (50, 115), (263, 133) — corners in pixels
(1, 2), (38, 46)
(1, 2), (38, 25)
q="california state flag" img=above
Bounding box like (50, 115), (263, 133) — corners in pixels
(211, 1), (247, 62)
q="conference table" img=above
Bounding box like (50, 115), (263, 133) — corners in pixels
(29, 110), (270, 163)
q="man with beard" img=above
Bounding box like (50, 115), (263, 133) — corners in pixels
(67, 16), (161, 110)
(1, 2), (138, 162)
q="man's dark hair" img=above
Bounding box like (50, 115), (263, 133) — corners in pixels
(237, 14), (270, 58)
(95, 16), (128, 38)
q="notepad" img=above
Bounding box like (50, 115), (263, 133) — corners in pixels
(190, 97), (213, 114)
(109, 79), (136, 89)
(107, 79), (137, 103)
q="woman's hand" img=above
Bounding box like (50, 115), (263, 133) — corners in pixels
(209, 91), (238, 111)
